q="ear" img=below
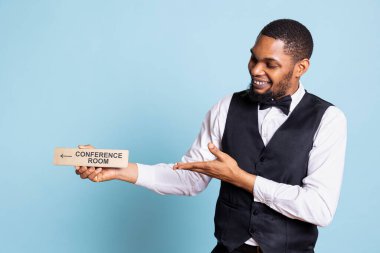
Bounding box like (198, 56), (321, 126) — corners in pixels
(294, 58), (310, 79)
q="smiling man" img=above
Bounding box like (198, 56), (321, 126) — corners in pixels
(75, 19), (347, 253)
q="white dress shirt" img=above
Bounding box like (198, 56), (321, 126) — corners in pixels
(136, 83), (347, 246)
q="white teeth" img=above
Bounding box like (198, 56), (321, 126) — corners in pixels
(253, 80), (270, 86)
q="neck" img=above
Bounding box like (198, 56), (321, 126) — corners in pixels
(282, 81), (300, 99)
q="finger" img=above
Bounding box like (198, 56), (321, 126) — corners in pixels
(80, 166), (95, 179)
(77, 166), (87, 174)
(78, 166), (90, 174)
(88, 168), (102, 182)
(208, 143), (226, 160)
(174, 161), (209, 170)
(177, 166), (215, 177)
(79, 167), (95, 179)
(78, 144), (95, 149)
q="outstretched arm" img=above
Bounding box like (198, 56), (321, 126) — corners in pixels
(75, 95), (233, 196)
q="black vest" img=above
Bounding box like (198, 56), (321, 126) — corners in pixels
(214, 90), (332, 253)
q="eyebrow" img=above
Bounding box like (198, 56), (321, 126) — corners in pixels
(250, 49), (281, 64)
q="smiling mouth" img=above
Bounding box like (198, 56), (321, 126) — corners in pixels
(252, 78), (272, 89)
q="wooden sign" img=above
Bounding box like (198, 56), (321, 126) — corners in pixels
(53, 147), (129, 168)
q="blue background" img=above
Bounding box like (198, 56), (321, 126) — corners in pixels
(1, 0), (379, 252)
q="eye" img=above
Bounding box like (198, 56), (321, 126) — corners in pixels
(267, 63), (278, 69)
(250, 55), (257, 63)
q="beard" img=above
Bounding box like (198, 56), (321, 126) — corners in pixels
(247, 70), (293, 103)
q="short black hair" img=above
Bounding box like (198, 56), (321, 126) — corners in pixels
(260, 19), (313, 62)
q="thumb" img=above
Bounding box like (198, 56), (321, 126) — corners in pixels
(78, 144), (95, 149)
(208, 143), (225, 160)
(95, 168), (114, 182)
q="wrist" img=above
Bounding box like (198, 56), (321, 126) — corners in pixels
(116, 163), (138, 183)
(114, 167), (125, 181)
(235, 168), (256, 194)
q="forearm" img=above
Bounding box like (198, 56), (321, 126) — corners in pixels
(136, 162), (211, 196)
(116, 96), (227, 194)
(254, 176), (336, 226)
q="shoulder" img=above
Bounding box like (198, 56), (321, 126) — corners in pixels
(305, 92), (334, 108)
(209, 89), (250, 114)
(323, 106), (347, 127)
(302, 91), (347, 137)
(208, 93), (234, 116)
(304, 92), (346, 123)
(312, 104), (347, 143)
(305, 92), (346, 122)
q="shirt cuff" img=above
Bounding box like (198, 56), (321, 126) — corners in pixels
(135, 163), (156, 190)
(253, 176), (276, 205)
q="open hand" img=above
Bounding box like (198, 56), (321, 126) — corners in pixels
(173, 143), (256, 193)
(173, 143), (242, 183)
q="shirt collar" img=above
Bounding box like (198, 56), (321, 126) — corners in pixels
(289, 82), (305, 113)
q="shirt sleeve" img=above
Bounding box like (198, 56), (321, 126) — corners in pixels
(253, 106), (347, 227)
(135, 95), (232, 196)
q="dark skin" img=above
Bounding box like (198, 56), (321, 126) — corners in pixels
(249, 35), (309, 98)
(172, 35), (310, 193)
(76, 35), (310, 194)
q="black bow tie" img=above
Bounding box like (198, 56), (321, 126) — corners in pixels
(259, 95), (292, 115)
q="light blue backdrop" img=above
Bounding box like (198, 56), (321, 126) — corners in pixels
(1, 0), (379, 252)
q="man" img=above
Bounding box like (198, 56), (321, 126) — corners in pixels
(75, 19), (347, 253)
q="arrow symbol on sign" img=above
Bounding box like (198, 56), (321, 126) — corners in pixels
(60, 154), (72, 158)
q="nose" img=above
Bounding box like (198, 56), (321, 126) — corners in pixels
(249, 62), (265, 77)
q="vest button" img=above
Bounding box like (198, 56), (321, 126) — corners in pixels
(249, 228), (255, 234)
(260, 156), (265, 162)
(253, 210), (258, 215)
